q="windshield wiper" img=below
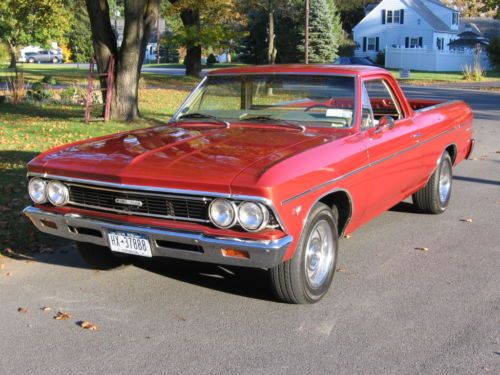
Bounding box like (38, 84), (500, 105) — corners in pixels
(239, 114), (305, 132)
(176, 113), (230, 127)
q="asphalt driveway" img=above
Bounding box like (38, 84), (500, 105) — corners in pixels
(0, 87), (499, 374)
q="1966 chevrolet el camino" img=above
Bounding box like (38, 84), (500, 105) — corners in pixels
(24, 65), (474, 304)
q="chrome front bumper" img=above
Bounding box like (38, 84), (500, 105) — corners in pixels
(23, 206), (292, 268)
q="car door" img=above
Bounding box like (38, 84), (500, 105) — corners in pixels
(361, 78), (422, 221)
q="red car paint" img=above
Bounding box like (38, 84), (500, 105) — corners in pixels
(27, 65), (474, 261)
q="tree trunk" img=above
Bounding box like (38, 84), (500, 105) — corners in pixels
(85, 0), (159, 122)
(8, 43), (17, 69)
(180, 9), (202, 77)
(267, 9), (277, 64)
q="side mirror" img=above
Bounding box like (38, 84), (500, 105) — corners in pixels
(378, 115), (395, 130)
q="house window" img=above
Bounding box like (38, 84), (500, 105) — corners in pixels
(436, 37), (445, 50)
(452, 13), (459, 25)
(393, 10), (400, 24)
(410, 38), (420, 48)
(387, 10), (393, 23)
(367, 38), (377, 51)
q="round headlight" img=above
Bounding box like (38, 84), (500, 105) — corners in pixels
(209, 198), (237, 228)
(238, 201), (269, 232)
(28, 178), (47, 204)
(47, 181), (69, 206)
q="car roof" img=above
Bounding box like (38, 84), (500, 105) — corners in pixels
(208, 64), (387, 78)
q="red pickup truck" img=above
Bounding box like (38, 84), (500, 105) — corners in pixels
(24, 65), (474, 304)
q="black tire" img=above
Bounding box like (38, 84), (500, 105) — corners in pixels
(76, 242), (131, 270)
(413, 151), (453, 214)
(270, 202), (339, 304)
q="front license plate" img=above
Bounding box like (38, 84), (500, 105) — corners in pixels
(108, 230), (152, 257)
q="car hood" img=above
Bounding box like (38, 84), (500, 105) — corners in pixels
(29, 124), (347, 193)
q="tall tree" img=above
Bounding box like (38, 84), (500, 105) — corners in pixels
(65, 0), (94, 63)
(442, 0), (498, 17)
(0, 0), (69, 68)
(167, 0), (243, 77)
(85, 0), (160, 121)
(299, 0), (339, 63)
(238, 0), (292, 64)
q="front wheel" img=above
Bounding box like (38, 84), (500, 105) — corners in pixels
(76, 242), (131, 270)
(270, 202), (338, 304)
(413, 151), (453, 214)
(52, 57), (59, 63)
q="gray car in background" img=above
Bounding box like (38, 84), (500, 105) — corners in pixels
(25, 50), (63, 63)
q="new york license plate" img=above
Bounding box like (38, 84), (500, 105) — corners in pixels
(108, 230), (152, 257)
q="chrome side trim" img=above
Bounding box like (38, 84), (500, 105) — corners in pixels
(282, 126), (457, 205)
(24, 206), (292, 269)
(415, 100), (463, 113)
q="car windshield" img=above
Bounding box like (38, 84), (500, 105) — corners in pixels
(176, 74), (356, 128)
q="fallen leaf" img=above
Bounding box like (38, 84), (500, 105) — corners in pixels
(415, 247), (429, 252)
(40, 306), (51, 312)
(53, 311), (72, 320)
(0, 264), (4, 269)
(6, 272), (12, 276)
(3, 248), (14, 255)
(336, 267), (347, 273)
(344, 234), (352, 239)
(174, 314), (186, 322)
(78, 321), (98, 330)
(470, 157), (479, 161)
(460, 218), (473, 223)
(17, 307), (28, 313)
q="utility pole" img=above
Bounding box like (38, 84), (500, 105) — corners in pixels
(305, 0), (309, 64)
(156, 16), (161, 64)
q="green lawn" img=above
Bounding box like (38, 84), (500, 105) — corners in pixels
(0, 85), (195, 255)
(388, 69), (500, 83)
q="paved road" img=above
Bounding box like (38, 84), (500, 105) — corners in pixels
(1, 87), (499, 374)
(63, 63), (204, 76)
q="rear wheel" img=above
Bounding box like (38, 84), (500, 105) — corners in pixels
(413, 151), (453, 214)
(76, 242), (131, 270)
(52, 57), (59, 63)
(270, 202), (338, 304)
(28, 58), (35, 63)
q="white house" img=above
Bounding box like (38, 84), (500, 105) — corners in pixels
(353, 0), (493, 71)
(353, 0), (460, 60)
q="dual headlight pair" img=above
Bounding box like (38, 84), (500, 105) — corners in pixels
(209, 198), (270, 232)
(28, 178), (69, 206)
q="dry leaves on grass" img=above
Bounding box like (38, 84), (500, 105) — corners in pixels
(78, 321), (98, 330)
(415, 247), (429, 252)
(53, 311), (72, 320)
(460, 218), (473, 223)
(17, 307), (28, 313)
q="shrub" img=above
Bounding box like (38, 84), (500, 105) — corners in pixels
(60, 84), (86, 104)
(27, 82), (53, 102)
(42, 75), (57, 85)
(462, 63), (484, 82)
(206, 53), (217, 67)
(486, 37), (500, 69)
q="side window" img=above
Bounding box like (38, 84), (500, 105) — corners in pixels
(361, 84), (375, 130)
(364, 79), (403, 121)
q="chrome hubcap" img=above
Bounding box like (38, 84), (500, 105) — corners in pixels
(439, 160), (452, 204)
(305, 220), (335, 289)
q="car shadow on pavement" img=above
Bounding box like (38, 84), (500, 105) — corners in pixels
(133, 257), (277, 302)
(389, 201), (421, 214)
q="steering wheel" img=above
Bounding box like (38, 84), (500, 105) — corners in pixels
(304, 104), (331, 112)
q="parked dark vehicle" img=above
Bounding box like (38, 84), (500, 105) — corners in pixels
(334, 57), (376, 66)
(25, 50), (63, 64)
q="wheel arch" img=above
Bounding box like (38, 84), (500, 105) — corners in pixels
(445, 143), (458, 165)
(317, 188), (353, 237)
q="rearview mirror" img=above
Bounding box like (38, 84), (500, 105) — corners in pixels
(379, 116), (395, 129)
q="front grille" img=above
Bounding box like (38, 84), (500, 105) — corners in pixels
(68, 184), (210, 223)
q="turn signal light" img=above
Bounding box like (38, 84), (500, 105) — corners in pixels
(221, 249), (250, 259)
(40, 219), (57, 229)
